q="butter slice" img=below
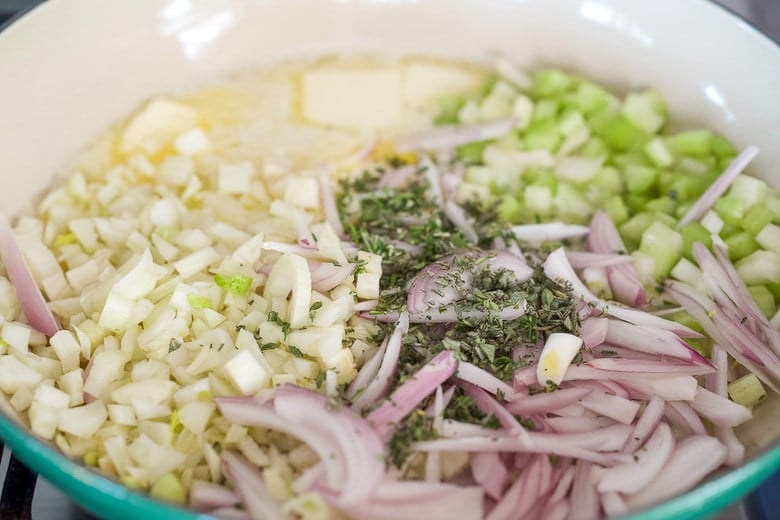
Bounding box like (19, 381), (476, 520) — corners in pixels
(403, 62), (484, 109)
(120, 98), (200, 155)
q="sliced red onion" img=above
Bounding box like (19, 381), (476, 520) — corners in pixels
(330, 481), (484, 520)
(439, 419), (507, 438)
(625, 435), (727, 509)
(619, 374), (699, 402)
(457, 361), (516, 397)
(550, 464), (576, 503)
(221, 451), (287, 520)
(0, 213), (60, 336)
(377, 164), (416, 189)
(580, 318), (608, 348)
(308, 260), (355, 292)
(352, 300), (378, 312)
(318, 166), (345, 238)
(588, 210), (647, 306)
(579, 391), (640, 425)
(705, 244), (768, 327)
(487, 455), (554, 520)
(488, 250), (534, 282)
(471, 452), (507, 501)
(444, 200), (478, 244)
(600, 491), (629, 517)
(367, 350), (458, 440)
(385, 239), (423, 255)
(678, 146), (760, 228)
(209, 508), (251, 520)
(460, 381), (530, 440)
(412, 434), (625, 466)
(511, 223), (590, 244)
(350, 311), (409, 411)
(406, 256), (465, 314)
(545, 415), (615, 434)
(604, 319), (711, 365)
(419, 154), (444, 207)
(568, 461), (600, 520)
(396, 118), (516, 152)
(690, 387), (752, 428)
(346, 336), (387, 400)
(424, 386), (444, 483)
(505, 387), (592, 416)
(718, 425), (746, 466)
(623, 395), (665, 454)
(566, 251), (635, 269)
(597, 422), (674, 494)
(543, 248), (701, 338)
(587, 357), (714, 376)
(189, 480), (241, 511)
(261, 241), (322, 257)
(665, 401), (707, 436)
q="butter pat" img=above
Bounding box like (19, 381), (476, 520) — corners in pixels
(302, 66), (403, 129)
(120, 98), (200, 155)
(403, 62), (483, 108)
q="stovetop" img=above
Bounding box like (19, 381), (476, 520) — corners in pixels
(0, 0), (778, 518)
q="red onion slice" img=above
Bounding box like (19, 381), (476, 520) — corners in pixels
(367, 350), (457, 440)
(351, 311), (409, 411)
(505, 387), (592, 416)
(457, 361), (516, 397)
(221, 451), (287, 520)
(395, 118), (516, 152)
(308, 260), (355, 292)
(678, 146), (759, 228)
(209, 508), (251, 520)
(579, 318), (608, 348)
(579, 391), (640, 425)
(587, 358), (715, 376)
(566, 251), (635, 268)
(444, 200), (478, 244)
(189, 480), (241, 511)
(597, 422), (674, 494)
(568, 461), (600, 520)
(512, 223), (590, 244)
(600, 492), (629, 517)
(545, 416), (615, 434)
(625, 435), (727, 509)
(377, 164), (416, 189)
(588, 210), (647, 306)
(665, 401), (707, 436)
(318, 166), (345, 238)
(604, 320), (711, 366)
(0, 213), (60, 336)
(487, 455), (554, 520)
(623, 395), (665, 454)
(471, 452), (507, 500)
(690, 387), (752, 428)
(460, 381), (529, 440)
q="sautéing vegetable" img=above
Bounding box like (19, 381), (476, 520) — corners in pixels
(0, 57), (778, 519)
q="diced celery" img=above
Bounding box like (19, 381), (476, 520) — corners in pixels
(670, 258), (704, 288)
(711, 134), (738, 158)
(728, 374), (766, 408)
(524, 185), (553, 216)
(680, 222), (712, 260)
(663, 310), (705, 335)
(457, 99), (480, 125)
(529, 168), (558, 195)
(727, 175), (768, 209)
(532, 99), (559, 121)
(456, 140), (491, 165)
(741, 205), (774, 236)
(581, 137), (609, 158)
(724, 232), (759, 261)
(756, 223), (780, 253)
(645, 197), (676, 215)
(765, 196), (780, 223)
(666, 130), (712, 157)
(736, 250), (780, 285)
(639, 221), (683, 278)
(675, 202), (693, 220)
(554, 183), (592, 223)
(458, 182), (491, 203)
(700, 210), (724, 235)
(523, 119), (561, 151)
(497, 195), (524, 223)
(480, 91), (515, 120)
(620, 213), (655, 247)
(464, 166), (496, 187)
(644, 137), (674, 168)
(614, 152), (650, 169)
(621, 92), (665, 134)
(603, 196), (629, 226)
(598, 116), (644, 151)
(624, 164), (658, 195)
(511, 95), (535, 130)
(747, 286), (776, 318)
(532, 69), (574, 97)
(667, 175), (707, 203)
(627, 194), (651, 214)
(434, 94), (468, 125)
(715, 196), (746, 226)
(558, 110), (586, 137)
(767, 282), (780, 301)
(676, 157), (710, 175)
(591, 166), (624, 194)
(565, 82), (610, 114)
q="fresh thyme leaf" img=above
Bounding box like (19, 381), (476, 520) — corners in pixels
(168, 338), (182, 353)
(388, 410), (437, 468)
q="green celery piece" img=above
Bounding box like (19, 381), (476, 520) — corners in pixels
(531, 69), (574, 97)
(644, 137), (674, 168)
(711, 134), (738, 158)
(645, 196), (676, 215)
(624, 164), (658, 195)
(675, 201), (693, 220)
(497, 195), (524, 223)
(435, 93), (468, 125)
(666, 130), (713, 157)
(603, 196), (630, 226)
(620, 212), (655, 247)
(532, 99), (559, 121)
(627, 194), (651, 214)
(554, 183), (592, 224)
(717, 156), (738, 173)
(524, 185), (554, 216)
(456, 139), (491, 164)
(639, 221), (683, 278)
(767, 196), (780, 223)
(642, 89), (669, 119)
(728, 175), (768, 209)
(680, 223), (712, 260)
(622, 92), (665, 134)
(531, 168), (559, 195)
(728, 374), (767, 408)
(663, 310), (705, 334)
(715, 196), (746, 226)
(741, 204), (774, 236)
(766, 282), (780, 301)
(563, 82), (610, 114)
(523, 119), (561, 151)
(667, 175), (708, 203)
(581, 137), (609, 158)
(725, 232), (759, 261)
(591, 166), (624, 195)
(747, 286), (776, 319)
(614, 152), (650, 169)
(598, 116), (644, 151)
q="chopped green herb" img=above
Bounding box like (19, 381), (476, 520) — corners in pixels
(214, 273), (253, 295)
(388, 410), (437, 468)
(168, 338), (182, 353)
